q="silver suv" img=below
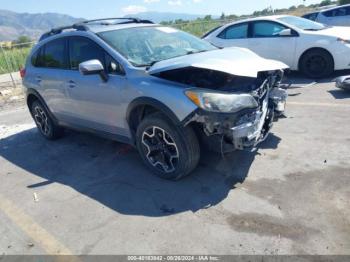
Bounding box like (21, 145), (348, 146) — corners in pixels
(22, 18), (288, 180)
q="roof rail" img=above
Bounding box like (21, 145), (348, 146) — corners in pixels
(39, 23), (88, 41)
(82, 17), (154, 25)
(38, 17), (154, 42)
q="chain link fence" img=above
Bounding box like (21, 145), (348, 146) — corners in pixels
(0, 41), (36, 89)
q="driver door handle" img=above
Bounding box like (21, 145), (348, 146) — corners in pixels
(67, 80), (76, 88)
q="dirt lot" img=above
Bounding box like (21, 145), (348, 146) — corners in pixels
(0, 74), (349, 255)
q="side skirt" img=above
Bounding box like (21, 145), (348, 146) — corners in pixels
(58, 121), (134, 146)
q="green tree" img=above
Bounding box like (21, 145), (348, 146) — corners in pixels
(13, 36), (32, 48)
(320, 0), (332, 6)
(220, 12), (225, 20)
(339, 0), (350, 4)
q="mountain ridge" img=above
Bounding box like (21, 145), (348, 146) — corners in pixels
(123, 11), (219, 23)
(0, 9), (217, 41)
(0, 9), (83, 41)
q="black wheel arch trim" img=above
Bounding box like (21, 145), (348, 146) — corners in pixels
(127, 97), (181, 125)
(126, 97), (184, 144)
(26, 88), (59, 125)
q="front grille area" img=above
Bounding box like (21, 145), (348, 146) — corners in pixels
(251, 78), (270, 109)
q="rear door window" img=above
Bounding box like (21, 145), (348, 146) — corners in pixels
(43, 38), (68, 69)
(218, 23), (248, 39)
(33, 39), (68, 69)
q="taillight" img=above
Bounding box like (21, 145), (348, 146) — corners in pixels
(20, 68), (26, 78)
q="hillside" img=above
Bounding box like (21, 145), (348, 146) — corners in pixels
(124, 11), (219, 23)
(0, 9), (83, 41)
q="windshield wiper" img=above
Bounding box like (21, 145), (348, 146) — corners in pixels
(186, 50), (208, 55)
(137, 60), (161, 69)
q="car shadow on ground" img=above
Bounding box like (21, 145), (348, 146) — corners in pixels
(328, 89), (350, 99)
(0, 127), (281, 217)
(281, 70), (350, 89)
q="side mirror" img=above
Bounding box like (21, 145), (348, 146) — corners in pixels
(278, 29), (292, 37)
(79, 59), (108, 82)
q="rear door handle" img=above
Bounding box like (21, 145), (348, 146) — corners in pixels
(67, 80), (76, 88)
(35, 76), (42, 83)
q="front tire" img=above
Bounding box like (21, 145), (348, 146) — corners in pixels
(299, 49), (334, 79)
(136, 113), (200, 180)
(31, 100), (64, 140)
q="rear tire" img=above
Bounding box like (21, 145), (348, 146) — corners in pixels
(299, 49), (334, 79)
(136, 112), (200, 180)
(31, 100), (64, 140)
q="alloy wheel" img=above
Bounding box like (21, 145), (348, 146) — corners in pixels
(33, 106), (51, 136)
(141, 126), (179, 173)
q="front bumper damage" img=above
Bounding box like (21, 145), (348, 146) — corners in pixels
(231, 87), (287, 150)
(186, 84), (288, 153)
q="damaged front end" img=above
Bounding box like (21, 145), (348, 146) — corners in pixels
(149, 48), (288, 153)
(182, 70), (287, 152)
(154, 68), (287, 153)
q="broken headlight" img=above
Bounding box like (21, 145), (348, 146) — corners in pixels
(185, 89), (258, 113)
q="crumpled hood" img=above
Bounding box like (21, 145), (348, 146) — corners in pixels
(148, 47), (288, 78)
(310, 26), (350, 39)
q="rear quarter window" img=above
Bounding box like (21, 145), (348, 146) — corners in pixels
(32, 38), (68, 69)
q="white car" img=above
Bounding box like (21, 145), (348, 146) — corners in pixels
(303, 4), (350, 27)
(203, 15), (350, 78)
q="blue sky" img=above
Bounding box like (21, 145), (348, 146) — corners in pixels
(0, 0), (322, 18)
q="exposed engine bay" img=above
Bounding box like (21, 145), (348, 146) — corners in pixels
(155, 66), (260, 92)
(155, 67), (288, 153)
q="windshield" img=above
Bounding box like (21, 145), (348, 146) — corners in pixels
(278, 16), (327, 30)
(98, 26), (217, 67)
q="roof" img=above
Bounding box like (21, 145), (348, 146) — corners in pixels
(319, 4), (349, 12)
(39, 17), (156, 41)
(224, 15), (289, 25)
(303, 4), (349, 15)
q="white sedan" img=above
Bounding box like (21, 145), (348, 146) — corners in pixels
(303, 4), (350, 27)
(203, 15), (350, 78)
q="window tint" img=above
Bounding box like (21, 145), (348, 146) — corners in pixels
(324, 7), (350, 17)
(323, 10), (334, 17)
(69, 37), (105, 70)
(31, 49), (39, 66)
(35, 48), (46, 67)
(218, 23), (248, 39)
(303, 12), (319, 21)
(334, 7), (350, 16)
(252, 21), (287, 38)
(105, 53), (124, 75)
(42, 39), (67, 69)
